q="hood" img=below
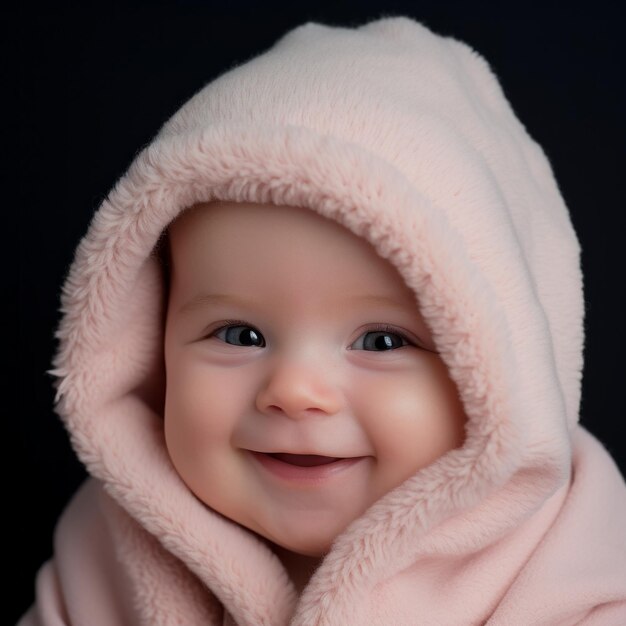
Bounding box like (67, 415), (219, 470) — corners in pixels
(45, 15), (626, 625)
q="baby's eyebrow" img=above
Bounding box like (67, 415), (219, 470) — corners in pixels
(346, 294), (413, 311)
(177, 293), (414, 316)
(177, 293), (251, 316)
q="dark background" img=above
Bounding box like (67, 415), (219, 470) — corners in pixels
(15, 1), (625, 622)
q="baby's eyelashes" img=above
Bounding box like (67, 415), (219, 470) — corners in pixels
(207, 321), (419, 352)
(348, 325), (412, 351)
(211, 323), (265, 347)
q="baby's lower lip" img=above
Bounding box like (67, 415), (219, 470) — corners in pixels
(248, 451), (365, 484)
(267, 452), (341, 466)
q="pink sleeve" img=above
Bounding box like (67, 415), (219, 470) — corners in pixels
(16, 559), (70, 626)
(17, 479), (137, 626)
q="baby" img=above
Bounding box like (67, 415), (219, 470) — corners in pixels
(161, 199), (467, 592)
(18, 14), (626, 626)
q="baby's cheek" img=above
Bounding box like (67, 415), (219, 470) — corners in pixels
(163, 366), (241, 494)
(358, 363), (464, 481)
(167, 358), (235, 429)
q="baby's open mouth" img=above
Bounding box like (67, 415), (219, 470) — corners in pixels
(265, 453), (342, 467)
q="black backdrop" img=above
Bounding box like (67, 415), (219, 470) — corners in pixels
(15, 1), (625, 621)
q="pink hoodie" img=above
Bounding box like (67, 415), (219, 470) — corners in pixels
(18, 15), (626, 626)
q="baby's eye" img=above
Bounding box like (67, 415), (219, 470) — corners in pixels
(212, 324), (266, 347)
(350, 327), (411, 352)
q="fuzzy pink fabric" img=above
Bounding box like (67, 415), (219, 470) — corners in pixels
(18, 15), (626, 626)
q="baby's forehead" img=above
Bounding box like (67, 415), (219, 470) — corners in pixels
(169, 200), (354, 244)
(167, 201), (382, 269)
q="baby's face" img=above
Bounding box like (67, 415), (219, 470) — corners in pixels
(163, 200), (466, 557)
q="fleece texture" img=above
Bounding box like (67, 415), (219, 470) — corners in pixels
(18, 15), (626, 626)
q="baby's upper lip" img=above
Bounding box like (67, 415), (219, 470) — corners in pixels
(249, 449), (356, 459)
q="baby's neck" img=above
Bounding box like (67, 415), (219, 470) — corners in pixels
(268, 540), (324, 594)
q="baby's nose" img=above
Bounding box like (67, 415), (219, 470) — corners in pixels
(255, 359), (343, 420)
